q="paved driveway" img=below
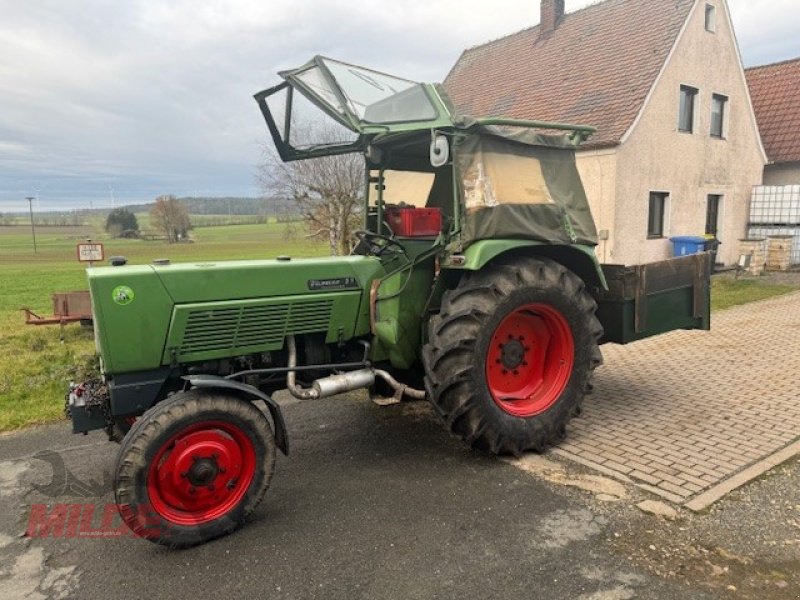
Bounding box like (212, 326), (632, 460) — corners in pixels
(0, 399), (712, 600)
(554, 290), (800, 510)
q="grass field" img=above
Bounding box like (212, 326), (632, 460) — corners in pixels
(710, 275), (797, 311)
(0, 222), (326, 431)
(1, 225), (797, 433)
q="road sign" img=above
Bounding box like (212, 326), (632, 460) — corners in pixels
(77, 243), (104, 263)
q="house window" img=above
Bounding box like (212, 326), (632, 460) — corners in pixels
(705, 4), (716, 32)
(648, 192), (669, 239)
(678, 86), (698, 133)
(710, 93), (728, 138)
(706, 194), (721, 236)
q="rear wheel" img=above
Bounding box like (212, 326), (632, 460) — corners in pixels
(423, 256), (603, 455)
(114, 390), (275, 547)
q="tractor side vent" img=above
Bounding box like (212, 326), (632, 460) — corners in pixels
(179, 299), (335, 355)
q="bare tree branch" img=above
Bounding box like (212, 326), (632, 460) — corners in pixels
(150, 195), (191, 244)
(257, 123), (363, 256)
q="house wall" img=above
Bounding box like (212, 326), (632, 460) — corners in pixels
(764, 162), (800, 186)
(575, 149), (618, 264)
(611, 0), (765, 266)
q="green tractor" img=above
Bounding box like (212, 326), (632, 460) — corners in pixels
(67, 56), (711, 547)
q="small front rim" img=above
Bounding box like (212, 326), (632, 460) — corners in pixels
(146, 420), (257, 526)
(485, 303), (575, 418)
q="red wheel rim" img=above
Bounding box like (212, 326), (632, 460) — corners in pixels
(485, 303), (575, 418)
(146, 421), (256, 526)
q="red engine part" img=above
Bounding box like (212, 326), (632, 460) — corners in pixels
(384, 207), (442, 237)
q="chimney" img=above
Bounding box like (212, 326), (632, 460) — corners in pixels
(540, 0), (565, 34)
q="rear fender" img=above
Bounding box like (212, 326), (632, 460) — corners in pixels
(183, 375), (289, 455)
(443, 240), (608, 290)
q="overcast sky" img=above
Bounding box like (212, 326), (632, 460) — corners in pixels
(0, 0), (797, 211)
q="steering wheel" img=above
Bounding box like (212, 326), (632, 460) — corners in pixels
(354, 230), (407, 257)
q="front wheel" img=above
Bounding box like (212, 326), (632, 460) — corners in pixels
(114, 391), (276, 547)
(423, 256), (603, 455)
(109, 416), (137, 443)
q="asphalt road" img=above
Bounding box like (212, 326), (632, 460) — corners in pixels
(0, 394), (718, 600)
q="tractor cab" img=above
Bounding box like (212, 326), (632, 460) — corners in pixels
(255, 55), (599, 252)
(254, 55), (605, 369)
(254, 56), (459, 258)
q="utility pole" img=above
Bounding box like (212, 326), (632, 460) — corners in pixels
(25, 196), (37, 253)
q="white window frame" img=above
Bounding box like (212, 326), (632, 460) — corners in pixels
(678, 85), (698, 134)
(705, 4), (717, 33)
(710, 93), (728, 139)
(648, 191), (670, 239)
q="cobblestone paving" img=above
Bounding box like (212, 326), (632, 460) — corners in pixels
(553, 291), (800, 508)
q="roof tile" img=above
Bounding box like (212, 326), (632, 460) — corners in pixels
(444, 0), (695, 148)
(746, 57), (800, 164)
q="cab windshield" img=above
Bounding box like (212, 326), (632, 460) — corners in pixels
(295, 58), (439, 125)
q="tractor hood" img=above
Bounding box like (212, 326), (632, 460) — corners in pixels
(254, 55), (456, 161)
(87, 256), (385, 374)
(148, 255), (383, 302)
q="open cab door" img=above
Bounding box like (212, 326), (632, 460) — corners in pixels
(254, 56), (454, 161)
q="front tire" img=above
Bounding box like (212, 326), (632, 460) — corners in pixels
(423, 256), (603, 455)
(109, 416), (136, 443)
(114, 390), (276, 548)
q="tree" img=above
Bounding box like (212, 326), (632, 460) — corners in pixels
(105, 208), (139, 237)
(149, 195), (191, 243)
(258, 125), (363, 256)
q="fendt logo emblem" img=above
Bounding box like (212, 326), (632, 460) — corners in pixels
(307, 277), (359, 291)
(112, 285), (135, 306)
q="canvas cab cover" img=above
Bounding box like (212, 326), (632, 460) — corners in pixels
(454, 125), (598, 247)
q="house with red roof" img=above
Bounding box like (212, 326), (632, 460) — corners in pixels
(446, 0), (765, 266)
(746, 57), (800, 185)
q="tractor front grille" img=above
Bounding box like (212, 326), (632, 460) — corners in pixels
(176, 298), (335, 357)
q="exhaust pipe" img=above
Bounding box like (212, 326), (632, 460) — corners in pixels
(285, 336), (426, 401)
(313, 370), (375, 398)
(373, 369), (426, 400)
(286, 336), (319, 399)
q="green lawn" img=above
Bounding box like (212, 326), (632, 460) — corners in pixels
(710, 277), (798, 311)
(0, 222), (326, 431)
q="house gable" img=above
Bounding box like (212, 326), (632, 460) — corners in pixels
(622, 0), (765, 160)
(612, 0), (766, 265)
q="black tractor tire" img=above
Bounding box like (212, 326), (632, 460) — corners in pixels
(423, 256), (603, 455)
(114, 390), (276, 548)
(109, 417), (136, 443)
